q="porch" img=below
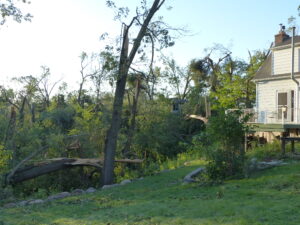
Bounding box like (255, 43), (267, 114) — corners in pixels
(241, 108), (300, 132)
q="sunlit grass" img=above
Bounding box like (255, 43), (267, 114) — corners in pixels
(2, 160), (300, 224)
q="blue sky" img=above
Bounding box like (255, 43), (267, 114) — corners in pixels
(0, 0), (299, 90)
(165, 0), (299, 60)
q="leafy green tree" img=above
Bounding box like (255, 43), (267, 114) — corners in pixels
(211, 50), (267, 109)
(0, 0), (32, 25)
(189, 44), (232, 117)
(132, 96), (187, 160)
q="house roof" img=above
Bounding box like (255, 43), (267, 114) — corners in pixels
(253, 35), (300, 81)
(253, 54), (272, 80)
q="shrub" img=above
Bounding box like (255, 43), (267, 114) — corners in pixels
(193, 110), (247, 180)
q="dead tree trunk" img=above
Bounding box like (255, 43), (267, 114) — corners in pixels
(204, 96), (211, 118)
(6, 158), (143, 185)
(122, 76), (141, 157)
(8, 158), (75, 184)
(18, 96), (27, 126)
(102, 25), (129, 185)
(4, 106), (17, 146)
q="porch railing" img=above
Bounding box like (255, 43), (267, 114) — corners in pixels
(239, 107), (300, 124)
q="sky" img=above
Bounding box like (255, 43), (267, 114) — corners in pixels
(0, 0), (299, 91)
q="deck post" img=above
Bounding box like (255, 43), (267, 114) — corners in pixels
(291, 140), (295, 153)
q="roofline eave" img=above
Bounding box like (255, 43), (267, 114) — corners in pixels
(253, 74), (300, 83)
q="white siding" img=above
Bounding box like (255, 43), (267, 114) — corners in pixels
(257, 78), (300, 111)
(273, 47), (300, 75)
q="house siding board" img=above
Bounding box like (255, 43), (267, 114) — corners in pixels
(273, 47), (300, 74)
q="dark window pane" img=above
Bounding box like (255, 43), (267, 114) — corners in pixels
(278, 92), (287, 105)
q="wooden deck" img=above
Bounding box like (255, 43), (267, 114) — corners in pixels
(248, 123), (300, 132)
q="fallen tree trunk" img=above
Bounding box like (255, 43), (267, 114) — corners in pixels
(8, 158), (79, 184)
(187, 114), (208, 124)
(6, 158), (143, 185)
(5, 146), (48, 185)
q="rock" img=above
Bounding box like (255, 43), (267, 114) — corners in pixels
(120, 179), (131, 185)
(257, 160), (288, 170)
(161, 169), (170, 173)
(47, 192), (71, 201)
(138, 177), (144, 180)
(245, 159), (288, 177)
(249, 158), (258, 168)
(18, 200), (29, 206)
(71, 189), (85, 195)
(251, 157), (258, 163)
(28, 199), (44, 205)
(102, 184), (120, 189)
(85, 187), (96, 193)
(3, 202), (17, 208)
(183, 167), (205, 183)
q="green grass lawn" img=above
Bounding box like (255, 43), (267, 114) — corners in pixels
(2, 161), (300, 225)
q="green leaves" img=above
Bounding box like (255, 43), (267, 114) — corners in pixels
(0, 0), (32, 25)
(0, 145), (12, 173)
(193, 110), (247, 180)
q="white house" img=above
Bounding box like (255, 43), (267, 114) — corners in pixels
(251, 25), (300, 141)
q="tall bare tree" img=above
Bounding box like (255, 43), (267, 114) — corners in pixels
(102, 0), (167, 185)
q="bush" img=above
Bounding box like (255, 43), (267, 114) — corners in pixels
(193, 110), (247, 180)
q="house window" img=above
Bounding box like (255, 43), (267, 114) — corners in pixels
(277, 91), (294, 121)
(277, 92), (287, 120)
(172, 103), (179, 112)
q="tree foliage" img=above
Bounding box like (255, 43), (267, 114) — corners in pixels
(193, 111), (248, 181)
(0, 0), (32, 25)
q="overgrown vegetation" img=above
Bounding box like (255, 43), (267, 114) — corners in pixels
(0, 46), (265, 199)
